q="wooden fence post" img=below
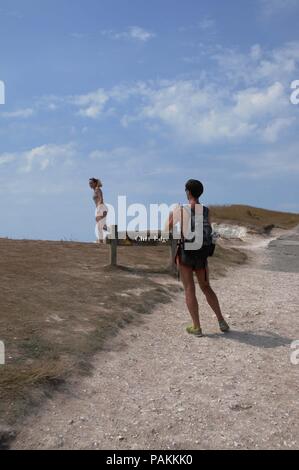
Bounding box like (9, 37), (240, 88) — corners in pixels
(110, 225), (118, 266)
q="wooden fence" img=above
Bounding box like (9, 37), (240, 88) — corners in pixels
(106, 225), (178, 275)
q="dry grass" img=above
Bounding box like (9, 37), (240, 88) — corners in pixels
(0, 236), (246, 429)
(210, 204), (299, 230)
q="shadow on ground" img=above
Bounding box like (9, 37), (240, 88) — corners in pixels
(205, 329), (292, 348)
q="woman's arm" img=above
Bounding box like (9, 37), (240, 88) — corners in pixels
(164, 205), (181, 233)
(164, 211), (174, 232)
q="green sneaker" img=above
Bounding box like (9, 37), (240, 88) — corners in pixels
(219, 319), (230, 332)
(186, 325), (203, 337)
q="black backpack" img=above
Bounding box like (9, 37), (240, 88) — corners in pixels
(180, 205), (216, 257)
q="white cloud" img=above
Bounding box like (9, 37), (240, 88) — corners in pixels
(89, 145), (178, 180)
(0, 143), (76, 173)
(26, 41), (299, 143)
(209, 41), (299, 85)
(198, 16), (216, 31)
(128, 26), (155, 42)
(233, 82), (287, 119)
(89, 146), (134, 160)
(69, 83), (149, 119)
(232, 143), (299, 178)
(260, 0), (299, 16)
(262, 117), (295, 142)
(0, 154), (15, 165)
(70, 32), (87, 39)
(179, 16), (216, 34)
(123, 79), (293, 144)
(71, 89), (109, 118)
(22, 143), (75, 172)
(101, 26), (155, 42)
(1, 108), (34, 118)
(89, 145), (147, 178)
(250, 44), (262, 60)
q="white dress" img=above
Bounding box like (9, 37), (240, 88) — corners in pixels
(93, 189), (108, 240)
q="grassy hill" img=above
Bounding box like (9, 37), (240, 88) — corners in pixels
(209, 204), (299, 230)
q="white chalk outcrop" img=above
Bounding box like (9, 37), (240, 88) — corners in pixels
(212, 223), (247, 239)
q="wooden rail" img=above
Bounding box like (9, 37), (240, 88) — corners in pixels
(106, 225), (178, 275)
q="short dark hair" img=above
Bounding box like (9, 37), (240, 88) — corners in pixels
(185, 179), (204, 198)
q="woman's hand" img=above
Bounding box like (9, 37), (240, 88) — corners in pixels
(96, 211), (108, 223)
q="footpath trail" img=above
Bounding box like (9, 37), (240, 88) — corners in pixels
(13, 229), (299, 450)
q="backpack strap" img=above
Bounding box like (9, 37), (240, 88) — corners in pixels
(180, 205), (184, 243)
(180, 204), (192, 241)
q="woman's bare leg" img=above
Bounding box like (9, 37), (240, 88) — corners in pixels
(96, 222), (105, 243)
(195, 265), (224, 322)
(179, 263), (201, 329)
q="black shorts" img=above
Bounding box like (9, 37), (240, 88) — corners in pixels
(176, 244), (208, 271)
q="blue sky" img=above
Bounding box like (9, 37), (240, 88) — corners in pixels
(0, 0), (299, 241)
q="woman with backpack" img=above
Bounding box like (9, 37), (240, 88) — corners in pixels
(166, 179), (230, 337)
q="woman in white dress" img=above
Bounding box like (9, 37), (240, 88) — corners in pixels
(89, 178), (108, 243)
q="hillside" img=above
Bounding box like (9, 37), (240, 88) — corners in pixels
(209, 205), (299, 231)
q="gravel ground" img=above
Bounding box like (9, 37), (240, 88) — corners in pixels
(13, 228), (299, 450)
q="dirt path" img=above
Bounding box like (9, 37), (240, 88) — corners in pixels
(13, 230), (299, 450)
